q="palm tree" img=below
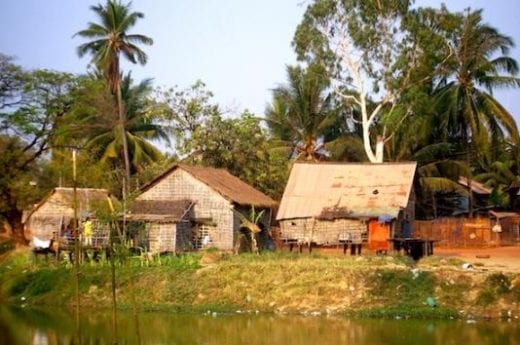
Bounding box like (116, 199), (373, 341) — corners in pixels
(75, 0), (153, 191)
(434, 9), (520, 156)
(265, 64), (336, 161)
(431, 9), (520, 216)
(82, 74), (167, 176)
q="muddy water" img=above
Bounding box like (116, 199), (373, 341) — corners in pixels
(0, 306), (519, 345)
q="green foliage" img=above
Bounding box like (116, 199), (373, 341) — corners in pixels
(476, 273), (514, 306)
(181, 110), (289, 199)
(485, 273), (511, 294)
(10, 268), (67, 298)
(265, 64), (336, 161)
(356, 306), (458, 319)
(432, 9), (520, 156)
(148, 253), (201, 270)
(153, 80), (220, 153)
(476, 288), (497, 306)
(67, 74), (167, 180)
(368, 269), (436, 305)
(75, 0), (153, 91)
(0, 56), (80, 235)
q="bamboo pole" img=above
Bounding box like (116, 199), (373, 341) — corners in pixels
(72, 149), (82, 345)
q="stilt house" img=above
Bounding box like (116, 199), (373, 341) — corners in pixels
(132, 165), (277, 252)
(24, 187), (110, 242)
(276, 162), (417, 251)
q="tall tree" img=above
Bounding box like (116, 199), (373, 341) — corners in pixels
(0, 57), (78, 240)
(182, 111), (289, 199)
(153, 80), (220, 154)
(265, 64), (336, 161)
(75, 0), (153, 191)
(293, 0), (458, 162)
(434, 9), (520, 156)
(68, 74), (166, 183)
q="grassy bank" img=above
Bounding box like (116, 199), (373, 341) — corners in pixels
(1, 248), (519, 319)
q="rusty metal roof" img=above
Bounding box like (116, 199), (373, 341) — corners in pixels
(489, 210), (520, 219)
(458, 177), (492, 195)
(276, 162), (417, 220)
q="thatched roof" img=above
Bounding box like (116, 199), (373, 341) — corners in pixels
(25, 187), (110, 221)
(125, 199), (193, 223)
(277, 162), (417, 221)
(140, 164), (277, 208)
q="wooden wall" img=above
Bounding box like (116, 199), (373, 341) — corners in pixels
(148, 223), (176, 253)
(414, 217), (493, 247)
(138, 169), (234, 250)
(279, 218), (366, 245)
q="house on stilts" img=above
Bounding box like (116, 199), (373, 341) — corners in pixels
(276, 162), (417, 252)
(24, 187), (111, 247)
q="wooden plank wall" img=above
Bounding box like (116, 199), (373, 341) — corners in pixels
(413, 217), (499, 247)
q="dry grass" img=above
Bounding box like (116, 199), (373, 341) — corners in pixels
(1, 249), (519, 318)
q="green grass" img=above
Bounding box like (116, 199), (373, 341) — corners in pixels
(0, 248), (519, 319)
(354, 305), (459, 319)
(367, 269), (436, 305)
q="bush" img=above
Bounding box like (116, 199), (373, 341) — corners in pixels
(368, 269), (436, 305)
(476, 288), (496, 306)
(485, 273), (510, 294)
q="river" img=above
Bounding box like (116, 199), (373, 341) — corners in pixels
(0, 306), (518, 345)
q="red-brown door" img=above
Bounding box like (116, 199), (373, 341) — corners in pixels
(368, 219), (390, 251)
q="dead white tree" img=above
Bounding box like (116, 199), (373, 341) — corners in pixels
(294, 0), (453, 162)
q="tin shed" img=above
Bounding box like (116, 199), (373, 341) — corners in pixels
(276, 162), (417, 248)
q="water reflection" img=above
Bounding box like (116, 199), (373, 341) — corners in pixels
(0, 306), (519, 345)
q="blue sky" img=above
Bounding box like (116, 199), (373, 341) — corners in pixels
(0, 0), (519, 123)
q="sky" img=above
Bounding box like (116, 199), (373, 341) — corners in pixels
(0, 0), (519, 123)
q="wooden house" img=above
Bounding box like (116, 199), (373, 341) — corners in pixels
(24, 187), (110, 243)
(276, 162), (417, 251)
(126, 199), (194, 253)
(456, 176), (492, 214)
(132, 165), (277, 252)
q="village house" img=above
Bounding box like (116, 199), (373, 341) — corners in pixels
(276, 162), (417, 252)
(130, 164), (277, 253)
(456, 176), (492, 215)
(24, 187), (110, 245)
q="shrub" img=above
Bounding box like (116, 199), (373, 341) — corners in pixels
(485, 273), (510, 294)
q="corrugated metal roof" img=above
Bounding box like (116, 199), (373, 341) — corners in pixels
(458, 177), (492, 195)
(276, 162), (417, 220)
(140, 164), (277, 208)
(489, 210), (520, 219)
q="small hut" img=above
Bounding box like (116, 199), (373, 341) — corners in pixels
(24, 187), (110, 244)
(134, 164), (277, 252)
(276, 162), (417, 251)
(126, 199), (194, 253)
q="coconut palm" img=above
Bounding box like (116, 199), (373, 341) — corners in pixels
(75, 0), (153, 189)
(433, 9), (520, 155)
(82, 74), (167, 175)
(265, 64), (337, 161)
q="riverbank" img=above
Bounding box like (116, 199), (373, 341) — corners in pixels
(0, 247), (519, 319)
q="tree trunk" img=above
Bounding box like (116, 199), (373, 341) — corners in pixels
(116, 82), (131, 194)
(375, 136), (384, 163)
(6, 210), (27, 245)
